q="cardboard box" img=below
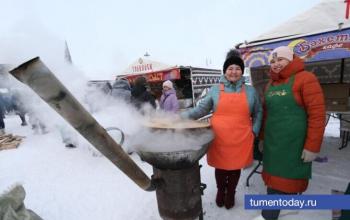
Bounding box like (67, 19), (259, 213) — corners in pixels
(321, 84), (350, 112)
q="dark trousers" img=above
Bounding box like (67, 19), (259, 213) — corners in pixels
(261, 188), (297, 220)
(19, 114), (26, 123)
(215, 169), (241, 208)
(215, 169), (241, 191)
(0, 116), (4, 129)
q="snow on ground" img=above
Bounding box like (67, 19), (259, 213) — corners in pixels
(0, 115), (349, 220)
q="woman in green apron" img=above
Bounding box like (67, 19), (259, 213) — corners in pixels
(255, 46), (326, 220)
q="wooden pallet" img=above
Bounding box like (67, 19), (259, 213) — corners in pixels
(0, 134), (25, 150)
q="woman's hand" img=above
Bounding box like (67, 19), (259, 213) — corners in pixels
(301, 149), (318, 162)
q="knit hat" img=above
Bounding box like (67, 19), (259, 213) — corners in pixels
(163, 80), (173, 89)
(223, 49), (244, 74)
(134, 76), (147, 87)
(269, 46), (294, 63)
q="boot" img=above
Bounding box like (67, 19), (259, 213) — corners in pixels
(215, 169), (227, 207)
(225, 169), (241, 209)
(65, 143), (77, 148)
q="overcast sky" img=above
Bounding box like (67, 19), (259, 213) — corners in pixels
(0, 0), (323, 79)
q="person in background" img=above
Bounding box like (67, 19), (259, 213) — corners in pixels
(254, 46), (325, 220)
(25, 95), (49, 135)
(110, 78), (131, 102)
(131, 76), (156, 110)
(339, 182), (350, 220)
(0, 94), (5, 135)
(11, 90), (27, 126)
(28, 112), (48, 135)
(181, 49), (262, 209)
(59, 124), (78, 148)
(159, 80), (179, 113)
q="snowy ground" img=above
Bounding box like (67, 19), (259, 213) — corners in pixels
(0, 115), (349, 220)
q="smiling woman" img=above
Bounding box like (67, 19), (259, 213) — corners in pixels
(258, 46), (326, 220)
(223, 54), (245, 83)
(269, 47), (293, 75)
(181, 49), (263, 210)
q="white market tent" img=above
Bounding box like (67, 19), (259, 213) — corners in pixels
(241, 0), (350, 47)
(119, 57), (176, 76)
(237, 0), (350, 113)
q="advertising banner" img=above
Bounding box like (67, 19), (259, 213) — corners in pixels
(240, 28), (350, 68)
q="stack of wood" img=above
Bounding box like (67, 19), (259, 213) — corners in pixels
(0, 134), (25, 150)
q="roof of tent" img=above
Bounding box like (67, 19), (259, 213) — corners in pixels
(237, 0), (350, 68)
(120, 57), (176, 75)
(241, 0), (350, 47)
(117, 57), (180, 83)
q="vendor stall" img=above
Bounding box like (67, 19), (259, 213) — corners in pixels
(237, 0), (350, 152)
(237, 0), (350, 112)
(117, 57), (221, 109)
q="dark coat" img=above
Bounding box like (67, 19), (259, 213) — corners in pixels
(111, 79), (131, 102)
(131, 84), (156, 109)
(0, 95), (4, 118)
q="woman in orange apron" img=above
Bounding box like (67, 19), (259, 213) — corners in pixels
(182, 50), (262, 209)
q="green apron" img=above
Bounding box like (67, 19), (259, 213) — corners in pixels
(264, 75), (311, 179)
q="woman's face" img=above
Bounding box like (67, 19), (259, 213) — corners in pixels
(225, 64), (243, 83)
(163, 86), (171, 91)
(270, 57), (290, 73)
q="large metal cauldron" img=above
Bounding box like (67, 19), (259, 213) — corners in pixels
(137, 119), (213, 220)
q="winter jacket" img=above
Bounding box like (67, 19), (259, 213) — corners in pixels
(0, 95), (4, 118)
(11, 92), (27, 115)
(160, 89), (179, 113)
(182, 76), (262, 136)
(111, 79), (131, 102)
(261, 56), (326, 193)
(131, 84), (156, 109)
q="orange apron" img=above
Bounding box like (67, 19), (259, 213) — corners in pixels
(207, 84), (254, 170)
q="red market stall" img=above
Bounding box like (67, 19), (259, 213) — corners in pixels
(117, 57), (222, 109)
